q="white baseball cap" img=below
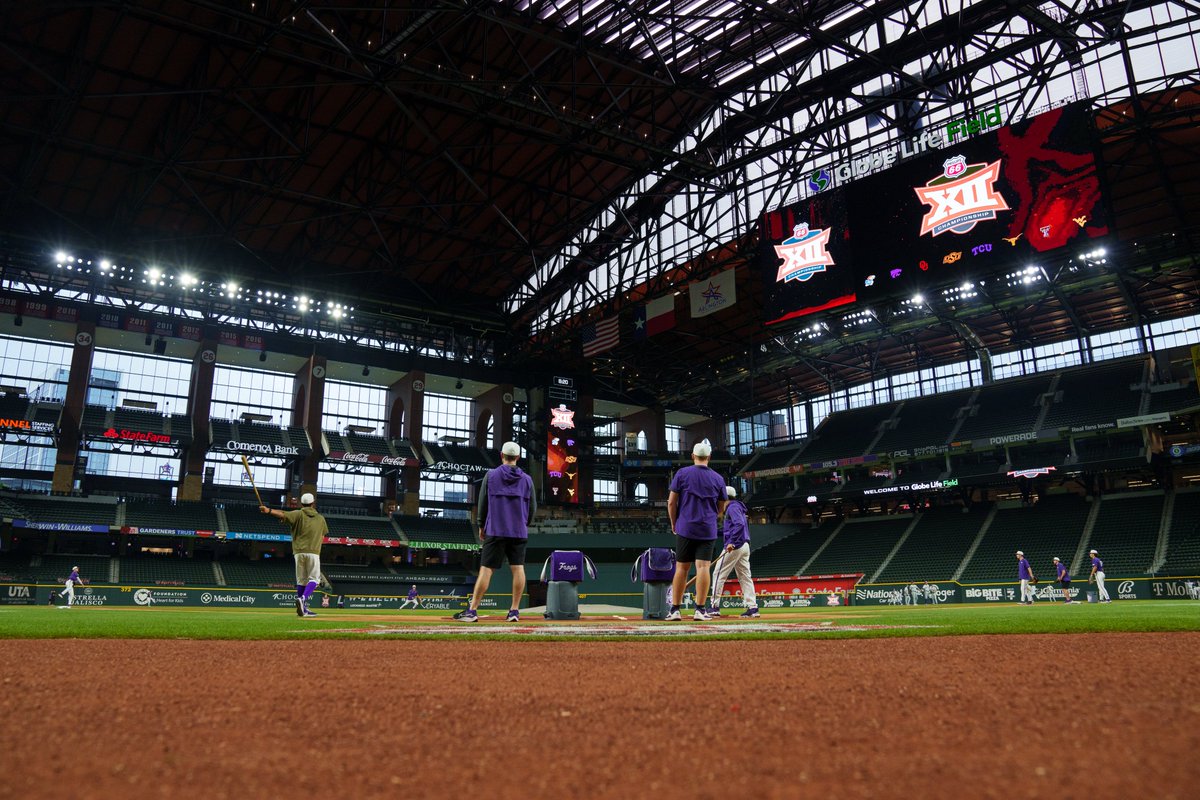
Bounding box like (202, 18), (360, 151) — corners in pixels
(1089, 549), (1098, 554)
(1016, 550), (1024, 556)
(300, 492), (315, 506)
(501, 441), (521, 457)
(726, 486), (737, 498)
(1053, 557), (1060, 562)
(692, 441), (712, 458)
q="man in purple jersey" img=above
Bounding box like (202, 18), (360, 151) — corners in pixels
(709, 485), (759, 618)
(666, 441), (727, 621)
(458, 442), (536, 623)
(399, 584), (421, 610)
(1016, 550), (1036, 605)
(1089, 549), (1110, 602)
(57, 565), (83, 608)
(1052, 557), (1074, 603)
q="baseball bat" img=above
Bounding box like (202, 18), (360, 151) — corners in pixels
(241, 455), (265, 507)
(684, 548), (729, 590)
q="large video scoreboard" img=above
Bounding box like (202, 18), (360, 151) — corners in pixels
(545, 376), (579, 504)
(761, 102), (1109, 323)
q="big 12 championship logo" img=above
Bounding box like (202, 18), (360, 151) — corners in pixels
(914, 155), (1009, 237)
(774, 223), (836, 283)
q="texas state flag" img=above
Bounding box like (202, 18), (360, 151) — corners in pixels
(632, 294), (675, 339)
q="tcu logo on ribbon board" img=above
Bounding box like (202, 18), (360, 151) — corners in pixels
(915, 156), (1009, 237)
(774, 223), (836, 283)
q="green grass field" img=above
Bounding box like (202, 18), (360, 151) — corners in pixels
(2, 601), (1198, 641)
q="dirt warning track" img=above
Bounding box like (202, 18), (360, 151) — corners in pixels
(2, 632), (1197, 799)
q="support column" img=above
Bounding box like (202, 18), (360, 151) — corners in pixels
(623, 407), (668, 502)
(179, 341), (219, 502)
(291, 355), (327, 498)
(52, 323), (97, 494)
(473, 384), (514, 449)
(576, 392), (594, 506)
(387, 371), (425, 515)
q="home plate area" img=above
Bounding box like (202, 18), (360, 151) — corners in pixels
(302, 621), (939, 637)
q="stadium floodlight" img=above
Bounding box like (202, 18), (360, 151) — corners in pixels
(55, 250), (68, 263)
(961, 282), (973, 292)
(331, 308), (344, 319)
(147, 267), (162, 281)
(912, 294), (925, 305)
(180, 273), (197, 286)
(99, 259), (111, 270)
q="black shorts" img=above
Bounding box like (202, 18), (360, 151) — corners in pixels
(675, 536), (715, 564)
(1060, 579), (1071, 586)
(480, 536), (527, 569)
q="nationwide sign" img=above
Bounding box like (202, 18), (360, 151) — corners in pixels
(327, 451), (417, 467)
(0, 417), (55, 435)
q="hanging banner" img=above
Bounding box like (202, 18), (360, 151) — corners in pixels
(689, 268), (737, 318)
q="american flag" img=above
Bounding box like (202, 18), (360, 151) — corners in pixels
(581, 316), (619, 357)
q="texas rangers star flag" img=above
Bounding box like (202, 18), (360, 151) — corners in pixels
(689, 268), (737, 318)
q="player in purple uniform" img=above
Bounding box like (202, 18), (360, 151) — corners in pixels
(1016, 551), (1036, 605)
(1089, 549), (1110, 602)
(399, 584), (421, 610)
(57, 565), (83, 608)
(1052, 557), (1074, 603)
(709, 486), (759, 618)
(666, 441), (727, 622)
(458, 442), (536, 623)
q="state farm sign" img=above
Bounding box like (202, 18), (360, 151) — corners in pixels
(102, 427), (172, 445)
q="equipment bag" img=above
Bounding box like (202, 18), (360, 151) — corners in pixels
(631, 547), (676, 583)
(540, 550), (598, 584)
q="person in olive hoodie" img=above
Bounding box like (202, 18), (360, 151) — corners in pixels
(457, 442), (536, 623)
(261, 492), (329, 618)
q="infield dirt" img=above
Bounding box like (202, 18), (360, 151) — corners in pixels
(3, 632), (1196, 799)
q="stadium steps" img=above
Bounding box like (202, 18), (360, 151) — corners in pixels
(1158, 490), (1200, 575)
(1150, 491), (1176, 573)
(804, 516), (911, 577)
(877, 505), (991, 584)
(1070, 498), (1104, 575)
(213, 561), (227, 586)
(114, 503), (126, 527)
(109, 558), (119, 583)
(1031, 373), (1061, 432)
(798, 519), (845, 575)
(868, 515), (921, 583)
(749, 525), (839, 577)
(1082, 493), (1164, 576)
(953, 505), (998, 581)
(958, 495), (1090, 582)
(215, 507), (228, 531)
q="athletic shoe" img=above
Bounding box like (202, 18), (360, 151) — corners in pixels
(740, 607), (760, 618)
(294, 597), (304, 617)
(302, 608), (318, 618)
(457, 609), (478, 623)
(693, 608), (711, 621)
(505, 609), (520, 622)
(664, 609), (682, 621)
(707, 606), (722, 617)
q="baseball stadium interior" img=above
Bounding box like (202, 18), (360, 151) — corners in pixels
(1, 1), (1199, 606)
